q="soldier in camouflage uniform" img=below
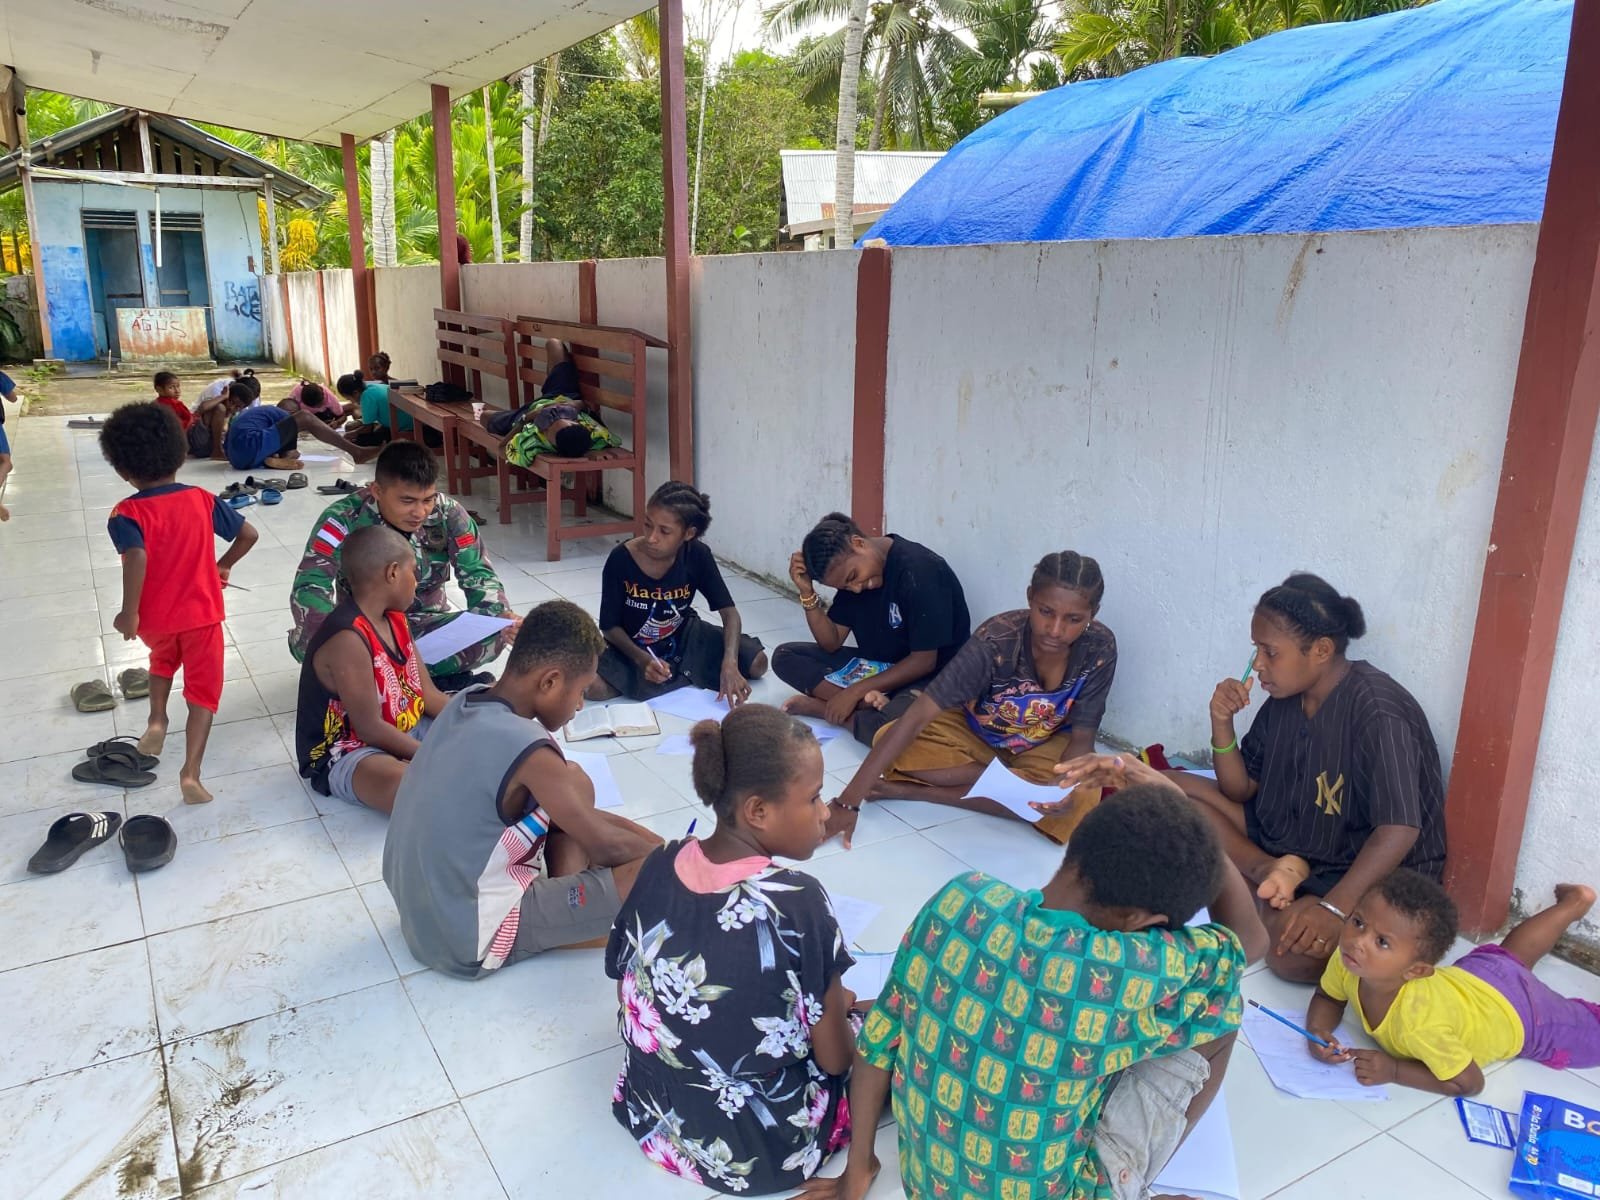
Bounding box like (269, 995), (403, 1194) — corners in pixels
(288, 444), (516, 679)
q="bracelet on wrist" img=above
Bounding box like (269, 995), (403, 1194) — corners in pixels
(800, 591), (822, 611)
(1317, 899), (1348, 922)
(832, 800), (861, 813)
(1211, 737), (1238, 754)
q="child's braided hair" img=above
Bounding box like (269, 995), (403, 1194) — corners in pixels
(1256, 573), (1367, 654)
(689, 703), (816, 823)
(649, 481), (713, 537)
(801, 512), (863, 581)
(1031, 551), (1105, 609)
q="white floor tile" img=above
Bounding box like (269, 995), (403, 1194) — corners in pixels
(0, 747), (128, 816)
(147, 889), (397, 1042)
(358, 880), (429, 976)
(801, 833), (973, 953)
(190, 1104), (505, 1199)
(0, 1049), (179, 1200)
(318, 801), (392, 885)
(252, 667), (300, 715)
(234, 636), (297, 678)
(919, 812), (1070, 888)
(1267, 1131), (1483, 1199)
(139, 764), (319, 845)
(0, 940), (159, 1090)
(134, 819), (351, 935)
(164, 982), (454, 1190)
(0, 860), (144, 973)
(0, 797), (128, 884)
(0, 667), (121, 763)
(405, 947), (622, 1096)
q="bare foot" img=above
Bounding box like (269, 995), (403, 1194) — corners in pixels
(1257, 854), (1312, 910)
(0, 501), (9, 522)
(861, 689), (889, 711)
(137, 720), (168, 758)
(782, 694), (828, 719)
(1555, 883), (1597, 915)
(179, 774), (213, 805)
(264, 454), (300, 470)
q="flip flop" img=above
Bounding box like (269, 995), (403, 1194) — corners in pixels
(260, 488), (283, 505)
(117, 667), (150, 699)
(27, 811), (123, 874)
(316, 478), (358, 495)
(225, 493), (258, 510)
(66, 417), (103, 429)
(286, 472), (308, 489)
(220, 482), (258, 500)
(71, 745), (157, 788)
(86, 735), (159, 771)
(70, 679), (117, 712)
(245, 475), (289, 491)
(120, 814), (176, 872)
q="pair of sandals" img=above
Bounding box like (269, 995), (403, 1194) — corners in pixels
(70, 669), (148, 713)
(26, 811), (175, 875)
(242, 473), (308, 492)
(316, 477), (359, 496)
(72, 736), (160, 787)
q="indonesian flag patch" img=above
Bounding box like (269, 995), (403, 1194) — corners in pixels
(455, 531), (476, 549)
(313, 517), (348, 556)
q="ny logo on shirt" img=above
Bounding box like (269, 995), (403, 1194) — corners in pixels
(1315, 771), (1345, 817)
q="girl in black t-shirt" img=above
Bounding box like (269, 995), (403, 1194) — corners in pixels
(1163, 573), (1446, 985)
(774, 512), (970, 746)
(590, 482), (767, 704)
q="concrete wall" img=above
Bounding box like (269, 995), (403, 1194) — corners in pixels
(284, 271), (328, 380)
(373, 264), (441, 384)
(693, 250), (860, 586)
(875, 228), (1536, 774)
(460, 261), (579, 409)
(319, 268), (361, 383)
(595, 258), (670, 514)
(32, 180), (264, 361)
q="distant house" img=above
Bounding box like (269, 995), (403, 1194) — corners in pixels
(779, 150), (944, 250)
(0, 108), (328, 363)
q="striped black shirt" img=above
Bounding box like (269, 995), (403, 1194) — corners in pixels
(1241, 660), (1445, 893)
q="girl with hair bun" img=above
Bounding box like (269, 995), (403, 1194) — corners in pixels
(605, 703), (857, 1194)
(591, 481), (768, 705)
(1174, 571), (1446, 984)
(828, 550), (1117, 848)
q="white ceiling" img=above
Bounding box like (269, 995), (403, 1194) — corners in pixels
(1, 0), (655, 146)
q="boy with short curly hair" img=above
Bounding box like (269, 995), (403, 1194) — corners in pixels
(100, 402), (258, 804)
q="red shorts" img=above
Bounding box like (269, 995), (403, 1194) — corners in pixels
(141, 623), (224, 713)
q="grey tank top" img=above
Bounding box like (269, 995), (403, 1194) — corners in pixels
(382, 685), (558, 978)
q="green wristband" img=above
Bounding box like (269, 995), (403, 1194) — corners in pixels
(1211, 737), (1238, 755)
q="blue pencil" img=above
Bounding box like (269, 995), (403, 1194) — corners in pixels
(686, 818), (697, 837)
(1247, 999), (1331, 1047)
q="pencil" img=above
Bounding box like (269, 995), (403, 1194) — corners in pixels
(1241, 649), (1257, 684)
(686, 818), (697, 837)
(1247, 999), (1331, 1047)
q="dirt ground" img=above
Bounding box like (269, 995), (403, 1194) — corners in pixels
(15, 363), (295, 417)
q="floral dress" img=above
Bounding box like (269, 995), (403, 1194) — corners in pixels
(605, 840), (857, 1194)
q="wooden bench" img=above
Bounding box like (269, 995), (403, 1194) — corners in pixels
(400, 310), (516, 493)
(388, 389), (463, 492)
(453, 316), (661, 560)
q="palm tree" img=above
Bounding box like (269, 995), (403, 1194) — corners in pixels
(834, 0), (872, 242)
(371, 129), (398, 267)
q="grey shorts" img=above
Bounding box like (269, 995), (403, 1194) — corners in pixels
(326, 716), (433, 806)
(1093, 1048), (1211, 1200)
(505, 865), (623, 961)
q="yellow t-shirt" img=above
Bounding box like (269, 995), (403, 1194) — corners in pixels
(1319, 952), (1525, 1079)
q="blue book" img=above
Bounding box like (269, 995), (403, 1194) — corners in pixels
(1511, 1092), (1600, 1200)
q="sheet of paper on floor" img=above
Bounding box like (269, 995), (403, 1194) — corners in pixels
(829, 893), (883, 947)
(296, 454), (343, 462)
(962, 758), (1055, 824)
(1152, 1093), (1239, 1200)
(655, 733), (696, 756)
(844, 952), (896, 1001)
(646, 688), (731, 725)
(565, 751), (624, 809)
(1242, 1005), (1388, 1101)
(790, 715), (844, 744)
(413, 613), (514, 665)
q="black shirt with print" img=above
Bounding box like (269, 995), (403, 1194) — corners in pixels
(825, 534), (970, 670)
(599, 540), (735, 657)
(1240, 660), (1446, 892)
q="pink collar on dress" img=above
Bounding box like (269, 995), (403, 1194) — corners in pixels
(674, 839), (772, 893)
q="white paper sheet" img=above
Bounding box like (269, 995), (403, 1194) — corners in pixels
(565, 751), (624, 810)
(961, 758), (1063, 824)
(790, 715), (844, 744)
(843, 952), (896, 1001)
(1153, 1092), (1240, 1200)
(828, 893), (883, 947)
(413, 613), (514, 665)
(655, 733), (696, 756)
(1242, 1005), (1389, 1102)
(646, 688), (732, 724)
(297, 454), (343, 462)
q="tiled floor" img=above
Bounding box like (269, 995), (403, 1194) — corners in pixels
(3, 410), (1598, 1199)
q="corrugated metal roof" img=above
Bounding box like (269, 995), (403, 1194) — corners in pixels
(780, 150), (944, 225)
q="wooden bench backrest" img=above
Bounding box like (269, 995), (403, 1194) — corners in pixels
(433, 309), (515, 395)
(513, 317), (654, 423)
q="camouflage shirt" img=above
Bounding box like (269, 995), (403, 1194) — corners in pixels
(287, 487), (512, 663)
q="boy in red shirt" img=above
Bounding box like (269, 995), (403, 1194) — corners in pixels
(152, 371), (194, 432)
(101, 403), (259, 804)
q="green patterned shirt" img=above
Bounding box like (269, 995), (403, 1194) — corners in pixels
(857, 873), (1244, 1200)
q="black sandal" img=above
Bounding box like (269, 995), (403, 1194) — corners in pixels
(120, 814), (176, 872)
(27, 812), (123, 874)
(315, 478), (359, 496)
(85, 736), (159, 772)
(71, 744), (157, 788)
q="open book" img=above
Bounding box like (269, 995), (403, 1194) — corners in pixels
(563, 702), (661, 742)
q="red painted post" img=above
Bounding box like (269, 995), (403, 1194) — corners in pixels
(340, 133), (375, 369)
(315, 271), (332, 383)
(851, 246), (892, 537)
(432, 84), (463, 393)
(280, 276), (296, 373)
(1444, 0), (1600, 933)
(579, 259), (597, 325)
(658, 0), (694, 484)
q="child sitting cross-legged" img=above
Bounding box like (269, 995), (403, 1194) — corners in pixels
(606, 704), (858, 1195)
(1306, 869), (1600, 1094)
(799, 754), (1268, 1200)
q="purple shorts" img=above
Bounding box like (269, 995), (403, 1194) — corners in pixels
(1454, 943), (1600, 1069)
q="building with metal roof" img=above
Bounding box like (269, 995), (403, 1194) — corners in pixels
(779, 149), (943, 249)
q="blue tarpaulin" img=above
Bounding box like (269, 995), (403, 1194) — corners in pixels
(863, 0), (1570, 247)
